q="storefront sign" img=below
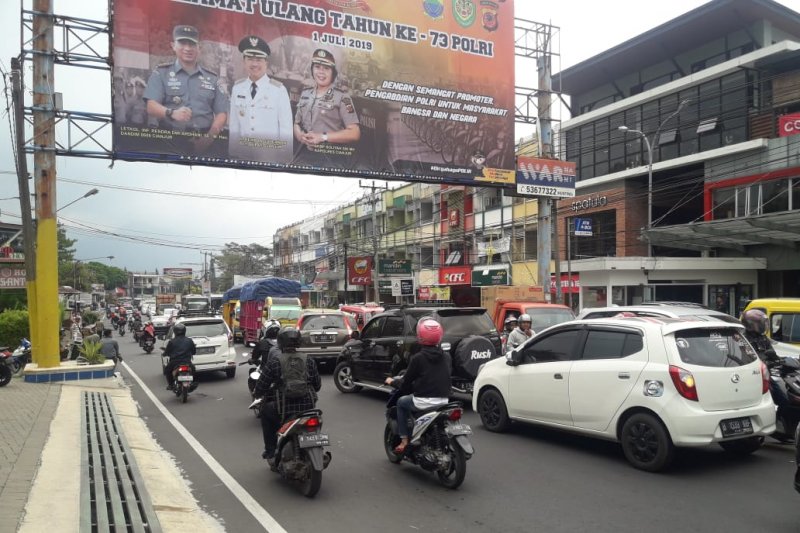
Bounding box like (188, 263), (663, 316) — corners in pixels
(570, 195), (608, 212)
(779, 112), (800, 138)
(347, 256), (373, 286)
(0, 267), (25, 289)
(419, 286), (451, 300)
(574, 218), (593, 236)
(449, 208), (460, 227)
(391, 278), (414, 296)
(549, 274), (580, 294)
(472, 265), (510, 286)
(163, 267), (192, 279)
(516, 157), (577, 198)
(439, 266), (471, 285)
(379, 259), (412, 275)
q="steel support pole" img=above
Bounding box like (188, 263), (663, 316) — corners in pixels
(33, 0), (60, 368)
(536, 51), (553, 299)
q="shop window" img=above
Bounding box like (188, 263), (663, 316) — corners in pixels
(792, 178), (800, 210)
(583, 287), (608, 308)
(762, 179), (789, 214)
(697, 118), (718, 134)
(712, 188), (736, 220)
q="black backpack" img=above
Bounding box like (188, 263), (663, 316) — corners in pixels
(278, 351), (309, 399)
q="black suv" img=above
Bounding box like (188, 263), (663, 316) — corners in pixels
(333, 306), (502, 395)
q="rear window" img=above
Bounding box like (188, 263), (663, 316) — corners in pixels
(184, 321), (227, 337)
(673, 328), (757, 367)
(301, 314), (346, 330)
(186, 301), (209, 310)
(772, 313), (800, 343)
(271, 308), (301, 320)
(429, 310), (496, 336)
(525, 307), (576, 331)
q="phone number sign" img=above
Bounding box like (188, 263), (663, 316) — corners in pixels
(516, 157), (577, 198)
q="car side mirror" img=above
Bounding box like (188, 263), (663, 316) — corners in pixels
(350, 330), (360, 340)
(506, 350), (526, 366)
(782, 357), (800, 370)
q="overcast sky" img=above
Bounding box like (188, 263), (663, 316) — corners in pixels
(1, 0), (798, 274)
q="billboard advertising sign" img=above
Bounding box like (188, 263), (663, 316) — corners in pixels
(347, 256), (373, 285)
(550, 274), (580, 294)
(111, 0), (516, 187)
(0, 267), (26, 289)
(471, 265), (509, 287)
(379, 259), (411, 275)
(163, 267), (193, 279)
(779, 112), (800, 137)
(516, 157), (577, 197)
(574, 218), (592, 237)
(439, 266), (471, 285)
(419, 286), (450, 301)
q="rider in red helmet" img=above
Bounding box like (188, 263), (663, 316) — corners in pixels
(384, 317), (452, 454)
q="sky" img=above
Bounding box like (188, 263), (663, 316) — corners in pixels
(1, 0), (798, 274)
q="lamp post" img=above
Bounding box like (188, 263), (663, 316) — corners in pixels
(57, 188), (99, 213)
(618, 99), (689, 256)
(73, 256), (114, 292)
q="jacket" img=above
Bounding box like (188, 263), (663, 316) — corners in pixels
(506, 327), (533, 352)
(253, 350), (321, 419)
(744, 331), (779, 366)
(164, 335), (196, 365)
(398, 346), (452, 399)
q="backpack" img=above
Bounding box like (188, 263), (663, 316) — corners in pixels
(278, 351), (310, 399)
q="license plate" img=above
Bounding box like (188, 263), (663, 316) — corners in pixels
(298, 433), (330, 448)
(196, 346), (216, 355)
(720, 417), (753, 438)
(177, 375), (193, 382)
(446, 423), (473, 436)
(313, 335), (335, 343)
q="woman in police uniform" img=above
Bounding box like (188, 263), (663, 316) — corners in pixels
(293, 49), (360, 166)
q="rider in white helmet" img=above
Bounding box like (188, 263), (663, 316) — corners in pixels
(506, 313), (534, 353)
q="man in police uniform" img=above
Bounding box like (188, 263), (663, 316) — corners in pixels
(293, 49), (360, 166)
(143, 25), (228, 156)
(228, 35), (293, 164)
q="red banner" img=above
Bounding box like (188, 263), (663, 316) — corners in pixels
(347, 256), (373, 286)
(439, 266), (471, 285)
(549, 274), (580, 294)
(778, 112), (800, 137)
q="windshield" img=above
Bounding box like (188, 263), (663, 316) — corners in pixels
(271, 308), (301, 320)
(525, 307), (576, 331)
(673, 328), (758, 367)
(183, 321), (227, 337)
(186, 301), (209, 310)
(301, 314), (347, 330)
(409, 310), (496, 336)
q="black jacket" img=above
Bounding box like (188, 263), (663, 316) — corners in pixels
(398, 346), (452, 398)
(253, 350), (322, 419)
(165, 335), (196, 365)
(744, 331), (779, 366)
(252, 338), (278, 364)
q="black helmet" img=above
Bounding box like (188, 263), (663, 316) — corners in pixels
(742, 309), (768, 335)
(277, 326), (301, 350)
(173, 322), (187, 336)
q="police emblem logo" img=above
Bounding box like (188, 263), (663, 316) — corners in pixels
(452, 0), (476, 28)
(423, 0), (445, 19)
(249, 37), (258, 47)
(481, 0), (499, 31)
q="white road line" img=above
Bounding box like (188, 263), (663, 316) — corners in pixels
(121, 361), (287, 533)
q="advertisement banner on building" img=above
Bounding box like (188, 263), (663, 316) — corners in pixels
(379, 259), (412, 275)
(419, 286), (451, 301)
(438, 266), (471, 285)
(549, 273), (580, 294)
(347, 256), (373, 285)
(516, 157), (577, 197)
(163, 267), (193, 279)
(778, 112), (800, 138)
(0, 267), (26, 289)
(111, 0), (516, 187)
(471, 265), (509, 286)
(574, 218), (592, 237)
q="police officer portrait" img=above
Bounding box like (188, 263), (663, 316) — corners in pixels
(293, 48), (361, 167)
(228, 35), (294, 164)
(143, 25), (229, 157)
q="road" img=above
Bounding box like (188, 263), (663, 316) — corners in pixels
(115, 330), (800, 533)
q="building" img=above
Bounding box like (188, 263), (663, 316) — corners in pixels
(557, 0), (800, 315)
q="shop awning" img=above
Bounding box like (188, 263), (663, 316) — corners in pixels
(644, 211), (800, 253)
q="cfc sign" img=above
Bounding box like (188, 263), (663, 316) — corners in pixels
(779, 112), (800, 137)
(439, 266), (471, 285)
(347, 256), (373, 286)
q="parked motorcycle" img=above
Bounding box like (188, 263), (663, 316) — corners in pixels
(768, 356), (800, 442)
(9, 339), (32, 377)
(270, 408), (331, 498)
(0, 350), (14, 387)
(384, 388), (473, 489)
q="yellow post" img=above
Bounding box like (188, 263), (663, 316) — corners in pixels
(26, 281), (38, 363)
(35, 219), (60, 367)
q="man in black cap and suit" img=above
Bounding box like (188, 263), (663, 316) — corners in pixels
(143, 25), (228, 156)
(228, 35), (293, 164)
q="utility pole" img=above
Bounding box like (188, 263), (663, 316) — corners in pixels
(33, 0), (60, 368)
(10, 56), (39, 363)
(536, 30), (554, 302)
(359, 180), (387, 304)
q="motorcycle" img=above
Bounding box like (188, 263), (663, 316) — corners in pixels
(768, 356), (800, 442)
(117, 318), (127, 337)
(0, 349), (14, 386)
(9, 339), (32, 377)
(384, 387), (473, 489)
(141, 336), (155, 354)
(271, 408), (331, 498)
(239, 358), (264, 417)
(162, 348), (196, 403)
(132, 322), (143, 342)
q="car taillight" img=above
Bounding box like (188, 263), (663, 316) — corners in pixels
(304, 416), (320, 428)
(447, 408), (462, 421)
(760, 362), (769, 395)
(668, 365), (698, 401)
(296, 316), (304, 330)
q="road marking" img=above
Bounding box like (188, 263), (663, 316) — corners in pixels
(121, 361), (287, 533)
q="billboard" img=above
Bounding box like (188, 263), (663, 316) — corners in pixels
(163, 267), (193, 279)
(779, 112), (800, 138)
(347, 256), (372, 285)
(516, 157), (577, 198)
(111, 0), (515, 186)
(438, 265), (471, 285)
(0, 267), (26, 289)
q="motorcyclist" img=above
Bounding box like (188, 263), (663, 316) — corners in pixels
(384, 318), (451, 454)
(742, 309), (780, 367)
(251, 319), (281, 366)
(163, 322), (196, 391)
(506, 313), (534, 353)
(141, 321), (156, 346)
(253, 326), (321, 464)
(501, 316), (518, 346)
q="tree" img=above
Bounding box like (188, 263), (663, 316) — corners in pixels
(213, 242), (274, 291)
(57, 225), (78, 287)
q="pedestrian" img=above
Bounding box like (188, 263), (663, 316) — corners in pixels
(229, 35), (293, 164)
(99, 328), (122, 369)
(293, 48), (360, 165)
(143, 25), (228, 156)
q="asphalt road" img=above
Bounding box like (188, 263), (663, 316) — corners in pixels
(116, 331), (800, 533)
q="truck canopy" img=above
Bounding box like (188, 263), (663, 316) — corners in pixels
(222, 285), (242, 302)
(239, 277), (301, 302)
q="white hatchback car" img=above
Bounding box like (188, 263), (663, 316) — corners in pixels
(161, 317), (237, 378)
(473, 316), (776, 472)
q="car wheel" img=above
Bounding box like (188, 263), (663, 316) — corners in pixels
(477, 389), (510, 432)
(333, 362), (362, 393)
(719, 436), (764, 455)
(620, 413), (674, 472)
(225, 367), (236, 379)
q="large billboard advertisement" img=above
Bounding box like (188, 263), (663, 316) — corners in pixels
(111, 0), (515, 186)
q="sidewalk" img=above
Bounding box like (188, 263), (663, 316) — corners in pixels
(0, 375), (223, 532)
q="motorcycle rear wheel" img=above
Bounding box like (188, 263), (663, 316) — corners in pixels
(181, 386), (188, 403)
(0, 366), (12, 387)
(383, 424), (403, 464)
(300, 454), (322, 498)
(10, 359), (22, 376)
(437, 444), (467, 489)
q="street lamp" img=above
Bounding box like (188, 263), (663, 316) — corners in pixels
(57, 188), (99, 213)
(73, 255), (114, 290)
(618, 99), (689, 256)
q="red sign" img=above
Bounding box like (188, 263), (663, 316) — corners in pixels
(439, 266), (471, 286)
(0, 267), (25, 289)
(449, 209), (460, 227)
(347, 256), (373, 286)
(418, 287), (430, 300)
(549, 274), (580, 294)
(779, 112), (800, 137)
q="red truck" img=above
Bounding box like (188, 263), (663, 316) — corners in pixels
(481, 286), (575, 347)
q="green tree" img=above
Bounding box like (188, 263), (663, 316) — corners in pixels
(213, 243), (273, 291)
(57, 225), (78, 287)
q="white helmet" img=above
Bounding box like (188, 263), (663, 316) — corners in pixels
(518, 314), (532, 324)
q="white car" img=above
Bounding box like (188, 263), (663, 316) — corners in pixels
(473, 316), (776, 472)
(161, 317), (237, 378)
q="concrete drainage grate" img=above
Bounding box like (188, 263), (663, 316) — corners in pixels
(80, 391), (162, 533)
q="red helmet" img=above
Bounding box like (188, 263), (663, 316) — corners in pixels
(417, 318), (444, 346)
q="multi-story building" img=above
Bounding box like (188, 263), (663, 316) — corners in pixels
(557, 0), (800, 315)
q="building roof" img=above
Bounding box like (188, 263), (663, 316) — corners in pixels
(557, 0), (800, 96)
